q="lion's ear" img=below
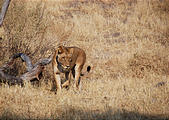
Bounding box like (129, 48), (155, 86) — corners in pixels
(68, 48), (73, 55)
(57, 45), (64, 54)
(68, 53), (73, 58)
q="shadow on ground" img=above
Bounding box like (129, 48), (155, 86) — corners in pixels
(0, 106), (168, 120)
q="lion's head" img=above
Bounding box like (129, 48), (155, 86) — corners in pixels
(56, 45), (73, 70)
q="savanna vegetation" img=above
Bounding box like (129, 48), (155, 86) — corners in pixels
(0, 0), (169, 119)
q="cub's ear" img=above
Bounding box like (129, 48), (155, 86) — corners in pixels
(57, 45), (64, 54)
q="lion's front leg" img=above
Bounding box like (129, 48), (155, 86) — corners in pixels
(74, 65), (82, 89)
(54, 73), (62, 91)
(53, 64), (62, 91)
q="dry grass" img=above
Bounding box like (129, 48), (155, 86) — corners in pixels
(0, 0), (169, 119)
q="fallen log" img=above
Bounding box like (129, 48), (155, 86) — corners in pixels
(0, 53), (52, 85)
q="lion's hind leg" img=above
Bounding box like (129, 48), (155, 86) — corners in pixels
(62, 72), (72, 88)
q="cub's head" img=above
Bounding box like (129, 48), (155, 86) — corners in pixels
(56, 45), (73, 70)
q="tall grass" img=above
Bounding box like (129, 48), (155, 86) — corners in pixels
(0, 0), (169, 119)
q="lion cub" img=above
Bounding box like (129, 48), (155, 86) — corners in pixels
(52, 45), (90, 91)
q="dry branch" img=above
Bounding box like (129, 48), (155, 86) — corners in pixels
(0, 53), (52, 85)
(0, 0), (11, 26)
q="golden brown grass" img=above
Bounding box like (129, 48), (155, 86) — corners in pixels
(0, 0), (169, 119)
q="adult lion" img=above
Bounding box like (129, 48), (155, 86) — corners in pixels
(52, 45), (90, 91)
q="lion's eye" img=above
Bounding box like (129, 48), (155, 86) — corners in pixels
(69, 59), (72, 62)
(62, 57), (65, 60)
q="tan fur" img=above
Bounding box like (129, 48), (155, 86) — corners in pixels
(52, 45), (87, 91)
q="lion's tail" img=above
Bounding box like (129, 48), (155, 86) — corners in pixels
(81, 66), (91, 76)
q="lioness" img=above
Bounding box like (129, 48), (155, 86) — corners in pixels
(52, 45), (90, 91)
